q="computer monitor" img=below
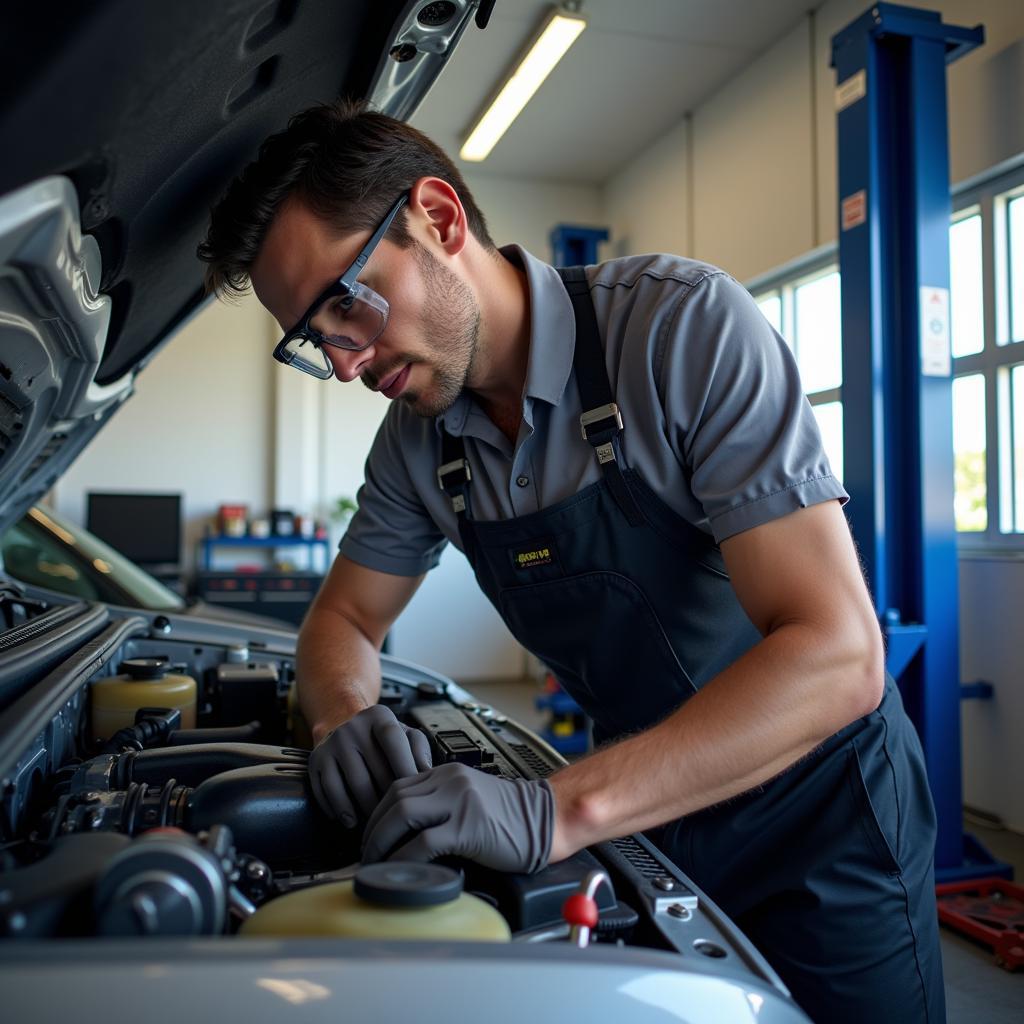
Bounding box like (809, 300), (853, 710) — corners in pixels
(86, 492), (182, 573)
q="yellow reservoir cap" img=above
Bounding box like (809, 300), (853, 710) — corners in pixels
(91, 659), (197, 741)
(240, 864), (509, 942)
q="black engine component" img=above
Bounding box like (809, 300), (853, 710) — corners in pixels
(0, 833), (131, 937)
(466, 849), (621, 933)
(122, 743), (308, 789)
(211, 663), (282, 743)
(94, 826), (234, 936)
(99, 706), (182, 754)
(184, 764), (356, 869)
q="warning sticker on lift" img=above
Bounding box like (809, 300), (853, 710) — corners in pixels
(920, 286), (951, 377)
(841, 190), (867, 231)
(835, 70), (867, 112)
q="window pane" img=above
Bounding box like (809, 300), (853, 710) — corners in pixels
(950, 213), (984, 357)
(794, 272), (842, 393)
(952, 374), (987, 532)
(755, 293), (782, 334)
(811, 401), (843, 484)
(1011, 196), (1024, 343)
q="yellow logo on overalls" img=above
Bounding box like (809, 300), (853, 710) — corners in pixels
(513, 543), (555, 569)
(517, 548), (550, 567)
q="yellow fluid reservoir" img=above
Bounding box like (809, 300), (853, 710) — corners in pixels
(240, 862), (510, 942)
(91, 658), (197, 741)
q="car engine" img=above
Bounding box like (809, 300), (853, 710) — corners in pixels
(0, 590), (795, 1000)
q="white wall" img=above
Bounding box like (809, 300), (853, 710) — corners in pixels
(692, 19), (816, 280)
(464, 172), (605, 259)
(959, 558), (1024, 832)
(604, 119), (690, 259)
(606, 0), (1024, 277)
(54, 293), (277, 574)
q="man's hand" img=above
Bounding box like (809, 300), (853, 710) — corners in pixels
(361, 762), (554, 874)
(308, 704), (432, 826)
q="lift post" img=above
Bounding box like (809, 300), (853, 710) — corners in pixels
(831, 5), (1009, 881)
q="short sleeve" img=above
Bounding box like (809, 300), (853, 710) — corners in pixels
(339, 408), (448, 576)
(658, 272), (848, 543)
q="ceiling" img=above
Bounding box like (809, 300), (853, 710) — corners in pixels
(412, 0), (815, 185)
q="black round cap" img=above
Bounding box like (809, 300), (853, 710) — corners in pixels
(353, 862), (462, 908)
(120, 658), (169, 680)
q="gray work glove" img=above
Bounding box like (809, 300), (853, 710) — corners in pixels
(361, 761), (554, 874)
(308, 704), (432, 827)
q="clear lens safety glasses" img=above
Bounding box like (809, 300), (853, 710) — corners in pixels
(275, 282), (390, 380)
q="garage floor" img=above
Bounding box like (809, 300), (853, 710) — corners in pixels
(465, 678), (1024, 1023)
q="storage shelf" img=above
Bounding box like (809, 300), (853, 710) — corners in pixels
(199, 535), (330, 572)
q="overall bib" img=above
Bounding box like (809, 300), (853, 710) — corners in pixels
(437, 268), (945, 1023)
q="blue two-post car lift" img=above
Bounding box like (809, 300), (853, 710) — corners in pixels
(832, 4), (1011, 883)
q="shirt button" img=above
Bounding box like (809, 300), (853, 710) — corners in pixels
(516, 475), (530, 488)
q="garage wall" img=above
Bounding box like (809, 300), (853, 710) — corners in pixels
(602, 0), (1024, 830)
(606, 0), (1024, 278)
(464, 172), (605, 259)
(604, 119), (690, 259)
(53, 293), (277, 576)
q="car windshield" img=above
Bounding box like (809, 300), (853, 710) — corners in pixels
(0, 506), (186, 611)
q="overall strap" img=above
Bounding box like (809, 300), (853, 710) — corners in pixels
(557, 266), (645, 527)
(437, 427), (471, 518)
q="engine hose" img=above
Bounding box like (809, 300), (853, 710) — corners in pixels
(168, 722), (261, 745)
(99, 710), (180, 755)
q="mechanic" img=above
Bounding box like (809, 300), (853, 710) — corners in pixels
(199, 101), (944, 1023)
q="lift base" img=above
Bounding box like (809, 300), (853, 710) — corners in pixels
(936, 877), (1024, 970)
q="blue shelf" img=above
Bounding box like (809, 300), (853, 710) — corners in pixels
(199, 535), (330, 571)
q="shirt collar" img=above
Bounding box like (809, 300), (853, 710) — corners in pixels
(437, 244), (576, 438)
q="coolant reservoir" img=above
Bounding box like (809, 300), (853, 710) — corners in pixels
(239, 862), (509, 941)
(91, 658), (197, 741)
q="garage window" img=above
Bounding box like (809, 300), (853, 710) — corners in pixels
(751, 258), (843, 482)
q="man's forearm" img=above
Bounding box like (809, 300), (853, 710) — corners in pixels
(296, 605), (384, 744)
(547, 620), (884, 862)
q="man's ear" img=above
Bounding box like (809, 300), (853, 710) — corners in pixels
(408, 177), (467, 256)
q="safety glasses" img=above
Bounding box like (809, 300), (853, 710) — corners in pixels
(272, 192), (409, 379)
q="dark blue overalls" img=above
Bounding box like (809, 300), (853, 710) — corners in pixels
(438, 268), (945, 1023)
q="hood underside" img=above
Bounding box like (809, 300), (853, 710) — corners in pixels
(0, 0), (483, 533)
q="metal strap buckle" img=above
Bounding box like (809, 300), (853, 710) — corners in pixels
(579, 402), (623, 442)
(436, 458), (472, 491)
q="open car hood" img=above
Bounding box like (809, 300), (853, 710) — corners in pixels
(0, 0), (485, 534)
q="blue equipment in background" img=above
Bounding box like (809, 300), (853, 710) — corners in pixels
(832, 5), (1009, 881)
(550, 224), (609, 267)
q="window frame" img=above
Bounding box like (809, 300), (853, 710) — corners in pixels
(748, 248), (844, 485)
(747, 245), (842, 413)
(952, 159), (1024, 554)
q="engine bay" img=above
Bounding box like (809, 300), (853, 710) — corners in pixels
(0, 594), (787, 995)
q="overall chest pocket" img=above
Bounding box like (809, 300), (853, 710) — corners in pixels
(498, 570), (697, 740)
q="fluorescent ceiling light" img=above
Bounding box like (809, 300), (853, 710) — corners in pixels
(460, 7), (586, 162)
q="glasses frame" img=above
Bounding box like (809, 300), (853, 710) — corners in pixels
(272, 192), (410, 378)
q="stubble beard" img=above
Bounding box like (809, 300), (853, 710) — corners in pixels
(400, 244), (481, 419)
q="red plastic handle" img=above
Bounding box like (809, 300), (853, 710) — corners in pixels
(562, 893), (599, 929)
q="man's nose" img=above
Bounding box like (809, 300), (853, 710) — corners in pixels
(326, 343), (375, 383)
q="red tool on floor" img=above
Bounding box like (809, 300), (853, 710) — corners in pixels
(936, 877), (1024, 970)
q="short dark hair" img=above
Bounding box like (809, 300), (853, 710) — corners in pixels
(198, 99), (495, 297)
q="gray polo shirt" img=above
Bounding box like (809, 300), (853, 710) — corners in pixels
(340, 246), (847, 577)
